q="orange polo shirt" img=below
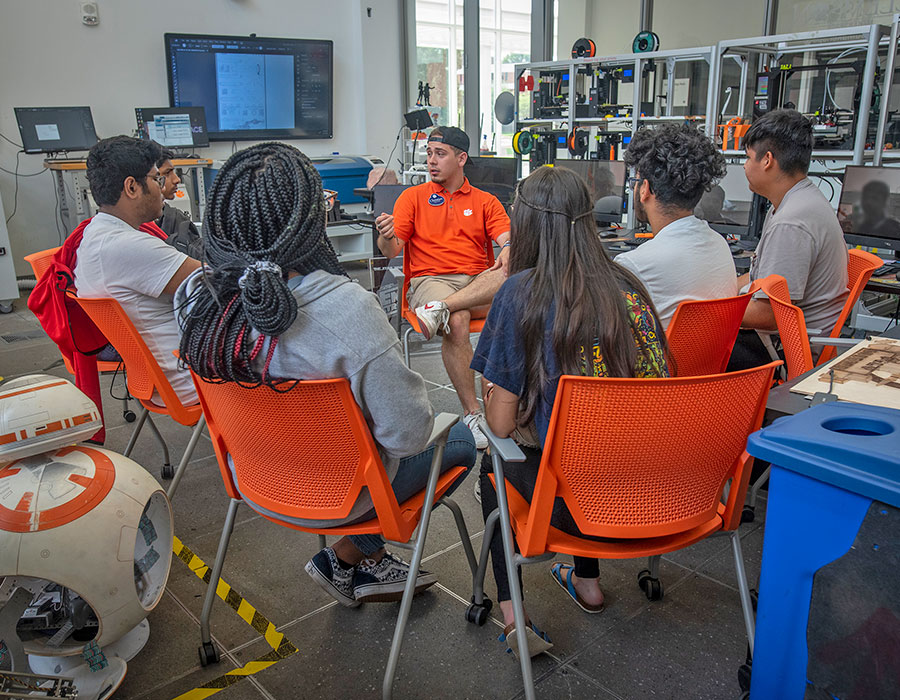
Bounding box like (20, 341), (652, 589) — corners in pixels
(393, 178), (510, 279)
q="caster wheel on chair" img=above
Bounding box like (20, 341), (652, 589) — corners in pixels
(123, 409), (136, 423)
(741, 505), (755, 524)
(638, 569), (663, 601)
(198, 642), (219, 666)
(161, 464), (175, 479)
(465, 597), (492, 626)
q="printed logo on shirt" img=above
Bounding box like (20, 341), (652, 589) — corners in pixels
(428, 193), (445, 206)
(463, 209), (473, 216)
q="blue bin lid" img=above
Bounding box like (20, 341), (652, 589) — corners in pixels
(311, 156), (372, 176)
(747, 402), (900, 508)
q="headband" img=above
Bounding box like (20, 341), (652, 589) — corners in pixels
(237, 260), (283, 290)
(515, 191), (594, 228)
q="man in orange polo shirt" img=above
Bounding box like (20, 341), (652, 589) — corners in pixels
(375, 126), (510, 448)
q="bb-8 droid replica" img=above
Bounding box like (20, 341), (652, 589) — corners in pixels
(0, 375), (174, 699)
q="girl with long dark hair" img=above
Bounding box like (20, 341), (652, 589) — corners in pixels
(176, 142), (476, 608)
(471, 165), (669, 656)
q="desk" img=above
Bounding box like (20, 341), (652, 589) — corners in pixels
(766, 324), (900, 419)
(45, 158), (212, 230)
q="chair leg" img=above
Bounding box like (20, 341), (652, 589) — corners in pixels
(437, 497), (477, 575)
(143, 415), (171, 473)
(382, 441), (446, 700)
(749, 465), (771, 509)
(402, 326), (413, 367)
(318, 534), (326, 550)
(491, 450), (536, 700)
(470, 508), (499, 608)
(199, 498), (241, 662)
(166, 415), (207, 500)
(123, 406), (149, 458)
(730, 531), (756, 657)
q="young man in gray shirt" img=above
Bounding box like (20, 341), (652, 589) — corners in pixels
(729, 109), (849, 370)
(615, 124), (737, 329)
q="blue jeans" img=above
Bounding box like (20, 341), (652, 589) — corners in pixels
(348, 422), (476, 556)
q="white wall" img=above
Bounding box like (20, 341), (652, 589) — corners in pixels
(0, 0), (404, 276)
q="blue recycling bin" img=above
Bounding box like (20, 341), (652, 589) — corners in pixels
(746, 402), (900, 700)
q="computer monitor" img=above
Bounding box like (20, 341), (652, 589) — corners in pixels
(464, 156), (517, 208)
(135, 106), (209, 150)
(696, 163), (756, 239)
(553, 159), (626, 225)
(165, 33), (333, 141)
(14, 107), (98, 154)
(838, 165), (900, 253)
(372, 184), (410, 217)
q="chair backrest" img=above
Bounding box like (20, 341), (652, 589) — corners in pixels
(665, 292), (753, 376)
(816, 248), (883, 364)
(754, 274), (813, 380)
(517, 362), (779, 556)
(24, 247), (62, 280)
(189, 373), (412, 540)
(73, 295), (191, 419)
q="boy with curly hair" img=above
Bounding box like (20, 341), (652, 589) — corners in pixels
(615, 123), (737, 329)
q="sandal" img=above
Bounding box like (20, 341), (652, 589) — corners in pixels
(498, 620), (553, 659)
(550, 562), (605, 614)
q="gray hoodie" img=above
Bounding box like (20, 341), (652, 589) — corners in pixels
(175, 268), (435, 525)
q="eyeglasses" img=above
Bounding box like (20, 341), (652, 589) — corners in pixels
(628, 176), (643, 189)
(148, 173), (166, 189)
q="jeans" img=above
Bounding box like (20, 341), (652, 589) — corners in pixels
(480, 449), (600, 602)
(348, 422), (476, 556)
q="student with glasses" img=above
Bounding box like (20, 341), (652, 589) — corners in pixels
(74, 135), (201, 403)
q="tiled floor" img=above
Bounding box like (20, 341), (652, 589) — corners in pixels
(0, 274), (764, 700)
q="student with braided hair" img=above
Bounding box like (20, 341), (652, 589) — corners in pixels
(176, 142), (476, 608)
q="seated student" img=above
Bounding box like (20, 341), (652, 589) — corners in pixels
(74, 136), (200, 404)
(729, 109), (849, 370)
(176, 142), (476, 607)
(471, 166), (669, 656)
(615, 124), (738, 329)
(155, 149), (203, 258)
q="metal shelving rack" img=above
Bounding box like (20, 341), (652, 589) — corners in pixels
(710, 25), (892, 164)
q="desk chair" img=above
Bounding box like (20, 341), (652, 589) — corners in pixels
(24, 247), (137, 423)
(815, 248), (882, 365)
(665, 291), (753, 376)
(399, 246), (494, 366)
(73, 296), (205, 499)
(469, 364), (779, 700)
(187, 374), (477, 700)
(743, 275), (862, 523)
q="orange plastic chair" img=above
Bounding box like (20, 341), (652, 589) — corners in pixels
(750, 275), (813, 381)
(665, 291), (753, 376)
(187, 373), (477, 698)
(73, 295), (205, 498)
(471, 363), (780, 700)
(23, 246), (61, 280)
(815, 248), (882, 364)
(400, 245), (494, 366)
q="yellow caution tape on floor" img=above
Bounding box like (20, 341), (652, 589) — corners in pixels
(169, 536), (299, 699)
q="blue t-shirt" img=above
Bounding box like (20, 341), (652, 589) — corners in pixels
(471, 269), (668, 446)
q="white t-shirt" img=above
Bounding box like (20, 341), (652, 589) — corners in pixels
(74, 212), (196, 404)
(615, 215), (738, 330)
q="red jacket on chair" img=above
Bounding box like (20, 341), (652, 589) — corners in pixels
(27, 217), (168, 442)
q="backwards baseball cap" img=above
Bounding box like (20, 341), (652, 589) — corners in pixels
(428, 126), (469, 153)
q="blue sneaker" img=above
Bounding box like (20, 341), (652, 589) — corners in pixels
(304, 547), (359, 608)
(352, 552), (437, 603)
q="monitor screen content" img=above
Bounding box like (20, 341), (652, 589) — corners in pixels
(165, 33), (333, 141)
(15, 106), (98, 154)
(838, 165), (900, 248)
(695, 163), (754, 228)
(135, 106), (209, 149)
(553, 159), (626, 222)
(464, 157), (517, 208)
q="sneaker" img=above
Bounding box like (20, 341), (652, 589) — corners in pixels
(352, 552), (437, 603)
(304, 547), (360, 608)
(463, 412), (489, 450)
(414, 301), (450, 340)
